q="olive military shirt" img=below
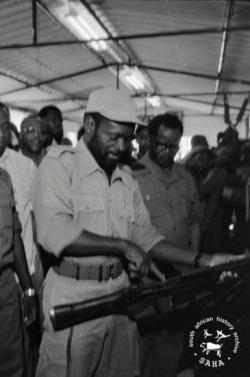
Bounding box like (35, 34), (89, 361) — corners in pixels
(134, 153), (201, 249)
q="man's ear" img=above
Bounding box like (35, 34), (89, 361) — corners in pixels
(84, 115), (96, 139)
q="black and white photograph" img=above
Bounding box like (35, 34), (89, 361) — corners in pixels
(0, 1), (250, 376)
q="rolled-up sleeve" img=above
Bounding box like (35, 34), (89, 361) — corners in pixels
(131, 180), (165, 252)
(33, 157), (82, 256)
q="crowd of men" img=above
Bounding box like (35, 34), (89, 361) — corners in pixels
(0, 89), (248, 377)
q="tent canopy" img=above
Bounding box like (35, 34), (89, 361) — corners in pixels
(0, 0), (250, 130)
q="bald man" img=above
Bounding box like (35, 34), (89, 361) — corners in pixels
(20, 115), (47, 166)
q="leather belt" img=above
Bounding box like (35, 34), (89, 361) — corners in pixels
(53, 259), (123, 281)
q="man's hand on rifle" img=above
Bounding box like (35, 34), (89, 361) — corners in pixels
(219, 270), (239, 283)
(198, 253), (246, 268)
(122, 240), (165, 282)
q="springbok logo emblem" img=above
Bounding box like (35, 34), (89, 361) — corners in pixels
(188, 316), (240, 368)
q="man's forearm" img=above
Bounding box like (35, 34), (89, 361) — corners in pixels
(62, 230), (127, 258)
(148, 239), (215, 267)
(148, 239), (197, 266)
(14, 231), (33, 291)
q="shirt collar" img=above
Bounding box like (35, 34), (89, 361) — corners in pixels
(75, 139), (100, 178)
(140, 152), (161, 176)
(141, 152), (179, 183)
(51, 139), (58, 146)
(75, 139), (130, 187)
(114, 165), (132, 189)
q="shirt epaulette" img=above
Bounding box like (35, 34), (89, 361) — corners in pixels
(46, 145), (75, 159)
(120, 164), (136, 178)
(174, 163), (194, 182)
(174, 162), (187, 172)
(131, 161), (147, 171)
(175, 162), (185, 168)
(131, 161), (149, 178)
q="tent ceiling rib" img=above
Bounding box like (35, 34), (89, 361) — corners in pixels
(0, 0), (249, 124)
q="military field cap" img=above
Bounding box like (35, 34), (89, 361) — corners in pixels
(85, 88), (146, 126)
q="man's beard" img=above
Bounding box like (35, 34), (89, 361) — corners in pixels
(88, 138), (117, 175)
(150, 148), (174, 169)
(54, 129), (63, 144)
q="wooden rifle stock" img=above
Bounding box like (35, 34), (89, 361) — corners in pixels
(50, 258), (250, 331)
(50, 289), (130, 331)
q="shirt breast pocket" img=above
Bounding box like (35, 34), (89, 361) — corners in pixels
(0, 196), (13, 231)
(143, 193), (163, 219)
(172, 193), (193, 221)
(72, 194), (105, 233)
(72, 194), (105, 212)
(118, 188), (135, 222)
(117, 192), (135, 238)
(120, 205), (135, 224)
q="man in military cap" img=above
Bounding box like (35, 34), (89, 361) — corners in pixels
(34, 88), (244, 377)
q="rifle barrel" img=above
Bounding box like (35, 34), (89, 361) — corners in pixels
(50, 258), (250, 331)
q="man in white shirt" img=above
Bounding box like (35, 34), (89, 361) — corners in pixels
(0, 114), (38, 277)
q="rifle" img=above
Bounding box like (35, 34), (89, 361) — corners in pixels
(50, 258), (250, 331)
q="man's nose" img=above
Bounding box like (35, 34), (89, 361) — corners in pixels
(33, 130), (41, 138)
(157, 145), (170, 154)
(116, 138), (127, 152)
